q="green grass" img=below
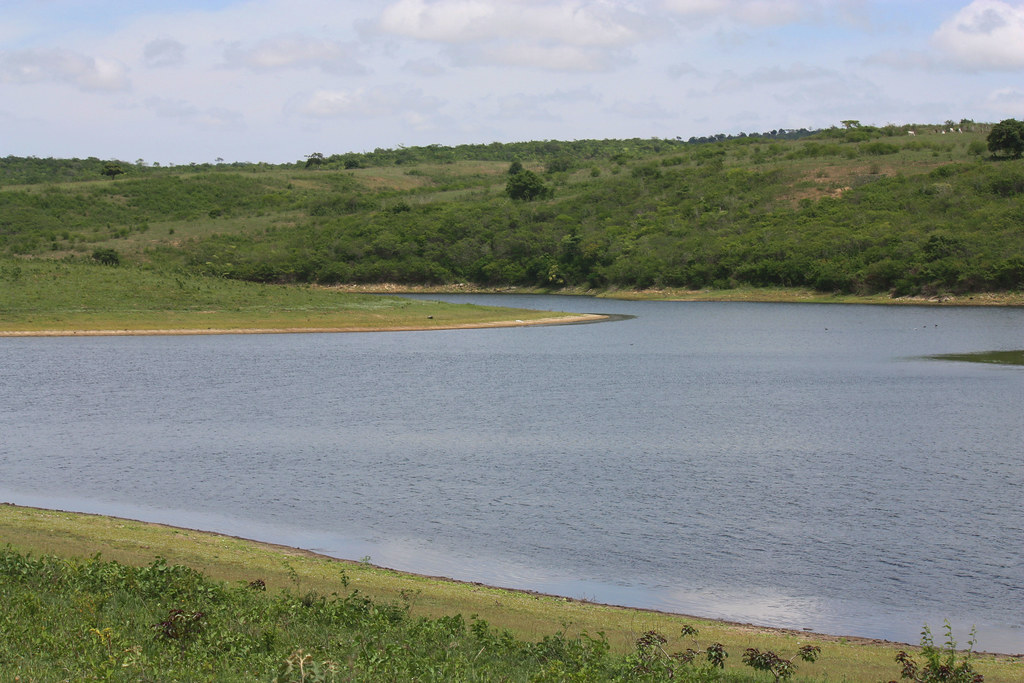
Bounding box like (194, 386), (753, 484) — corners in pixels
(0, 259), (585, 333)
(1, 505), (1021, 682)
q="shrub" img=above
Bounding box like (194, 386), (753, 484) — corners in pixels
(892, 622), (984, 683)
(506, 170), (553, 201)
(91, 248), (120, 266)
(743, 644), (820, 682)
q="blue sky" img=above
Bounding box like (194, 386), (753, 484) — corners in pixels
(2, 0), (1022, 164)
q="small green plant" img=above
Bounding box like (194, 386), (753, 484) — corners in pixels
(891, 622), (984, 683)
(152, 608), (205, 641)
(742, 643), (820, 682)
(626, 625), (728, 679)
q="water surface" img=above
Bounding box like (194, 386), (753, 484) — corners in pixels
(1, 297), (1021, 652)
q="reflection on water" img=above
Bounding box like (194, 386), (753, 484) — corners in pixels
(930, 350), (1024, 366)
(1, 296), (1022, 653)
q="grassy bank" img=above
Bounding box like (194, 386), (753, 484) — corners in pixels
(328, 282), (1024, 306)
(1, 505), (1020, 681)
(0, 259), (588, 334)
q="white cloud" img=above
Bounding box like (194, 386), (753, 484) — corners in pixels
(740, 63), (834, 84)
(466, 44), (622, 71)
(194, 107), (245, 130)
(379, 0), (644, 46)
(661, 0), (823, 27)
(146, 97), (245, 130)
(402, 56), (446, 76)
(988, 86), (1024, 114)
(0, 48), (130, 91)
(862, 49), (941, 71)
(376, 0), (650, 71)
(492, 87), (600, 121)
(379, 0), (494, 43)
(222, 35), (368, 74)
(295, 85), (438, 118)
(144, 38), (186, 68)
(703, 63), (834, 96)
(607, 97), (674, 119)
(932, 0), (1024, 69)
(667, 61), (701, 78)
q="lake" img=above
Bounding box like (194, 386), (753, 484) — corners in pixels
(1, 296), (1021, 653)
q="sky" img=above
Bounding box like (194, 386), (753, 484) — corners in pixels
(1, 0), (1022, 164)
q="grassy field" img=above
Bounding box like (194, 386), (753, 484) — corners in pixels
(0, 259), (590, 334)
(1, 505), (1020, 681)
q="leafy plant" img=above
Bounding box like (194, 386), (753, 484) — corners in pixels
(153, 608), (205, 641)
(625, 625), (729, 679)
(891, 622), (984, 683)
(742, 643), (820, 682)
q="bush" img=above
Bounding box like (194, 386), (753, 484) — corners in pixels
(506, 170), (553, 201)
(91, 248), (120, 266)
(892, 622), (984, 683)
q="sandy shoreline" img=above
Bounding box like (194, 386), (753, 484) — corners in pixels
(0, 314), (608, 337)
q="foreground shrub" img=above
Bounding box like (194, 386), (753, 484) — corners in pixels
(891, 622), (984, 683)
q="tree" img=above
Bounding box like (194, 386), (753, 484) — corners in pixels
(987, 118), (1024, 158)
(505, 170), (552, 201)
(507, 160), (524, 175)
(101, 162), (124, 180)
(841, 120), (861, 129)
(305, 152), (325, 169)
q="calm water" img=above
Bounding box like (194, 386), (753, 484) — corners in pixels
(1, 297), (1022, 652)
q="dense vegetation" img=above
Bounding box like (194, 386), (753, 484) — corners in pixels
(0, 548), (789, 681)
(2, 120), (1021, 297)
(1, 547), (997, 682)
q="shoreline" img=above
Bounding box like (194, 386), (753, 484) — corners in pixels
(325, 283), (1024, 307)
(0, 314), (608, 338)
(2, 502), (1019, 659)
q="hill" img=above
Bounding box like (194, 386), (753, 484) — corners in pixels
(2, 122), (1022, 298)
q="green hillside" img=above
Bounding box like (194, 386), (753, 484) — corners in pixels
(3, 121), (1022, 297)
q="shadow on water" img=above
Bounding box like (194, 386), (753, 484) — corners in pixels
(561, 313), (634, 325)
(927, 350), (1024, 366)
